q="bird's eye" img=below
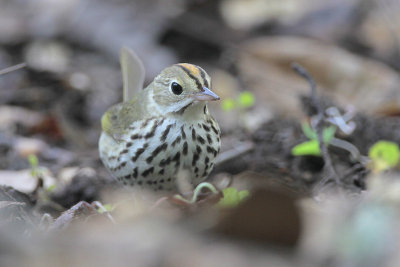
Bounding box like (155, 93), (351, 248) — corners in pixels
(170, 82), (183, 95)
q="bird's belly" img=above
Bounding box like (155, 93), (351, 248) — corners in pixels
(99, 116), (220, 191)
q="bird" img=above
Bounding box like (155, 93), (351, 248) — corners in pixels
(99, 48), (221, 192)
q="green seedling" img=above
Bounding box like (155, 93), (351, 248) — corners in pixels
(291, 121), (336, 156)
(28, 154), (56, 193)
(173, 182), (250, 208)
(28, 154), (39, 177)
(173, 182), (219, 204)
(368, 141), (400, 173)
(215, 187), (250, 208)
(221, 91), (255, 111)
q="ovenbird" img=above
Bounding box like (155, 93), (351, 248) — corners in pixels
(99, 48), (221, 191)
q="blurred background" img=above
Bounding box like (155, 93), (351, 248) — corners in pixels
(2, 0), (400, 266)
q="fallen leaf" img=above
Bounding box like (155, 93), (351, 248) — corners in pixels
(214, 187), (302, 247)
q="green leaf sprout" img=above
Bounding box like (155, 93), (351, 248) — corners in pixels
(368, 141), (400, 172)
(291, 122), (336, 156)
(216, 187), (250, 208)
(238, 91), (255, 108)
(221, 91), (256, 111)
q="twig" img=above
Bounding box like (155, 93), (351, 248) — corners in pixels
(0, 63), (27, 76)
(291, 63), (340, 190)
(149, 196), (170, 211)
(215, 141), (254, 166)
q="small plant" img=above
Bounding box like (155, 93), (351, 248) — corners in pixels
(368, 141), (400, 173)
(221, 91), (255, 111)
(28, 154), (40, 177)
(173, 182), (250, 208)
(215, 187), (250, 208)
(28, 154), (56, 193)
(173, 182), (219, 204)
(291, 121), (336, 156)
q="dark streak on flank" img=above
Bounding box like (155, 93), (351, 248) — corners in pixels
(147, 143), (168, 163)
(176, 64), (203, 91)
(203, 106), (207, 114)
(171, 136), (182, 147)
(211, 125), (219, 135)
(198, 66), (209, 88)
(181, 126), (186, 139)
(159, 157), (171, 167)
(130, 134), (141, 140)
(161, 124), (174, 142)
(192, 152), (200, 167)
(192, 128), (196, 141)
(120, 149), (129, 155)
(196, 145), (202, 154)
(132, 167), (138, 178)
(183, 141), (188, 155)
(142, 167), (154, 177)
(126, 142), (133, 148)
(201, 168), (207, 178)
(206, 146), (216, 155)
(206, 134), (212, 144)
(197, 135), (205, 144)
(202, 123), (210, 132)
(144, 120), (159, 139)
(131, 143), (148, 161)
(172, 151), (180, 166)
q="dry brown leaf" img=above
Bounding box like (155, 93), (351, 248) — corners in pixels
(238, 36), (400, 117)
(214, 187), (302, 247)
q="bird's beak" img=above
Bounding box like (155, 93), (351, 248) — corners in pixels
(193, 87), (220, 101)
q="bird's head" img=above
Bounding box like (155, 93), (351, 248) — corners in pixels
(149, 63), (219, 114)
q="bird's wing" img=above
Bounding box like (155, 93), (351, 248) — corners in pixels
(101, 98), (143, 142)
(120, 47), (145, 102)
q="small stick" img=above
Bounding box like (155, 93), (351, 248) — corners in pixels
(0, 63), (27, 76)
(291, 63), (340, 190)
(215, 141), (254, 166)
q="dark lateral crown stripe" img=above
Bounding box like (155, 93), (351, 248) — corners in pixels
(176, 64), (203, 91)
(198, 66), (209, 88)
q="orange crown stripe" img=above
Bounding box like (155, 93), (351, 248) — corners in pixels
(177, 63), (201, 77)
